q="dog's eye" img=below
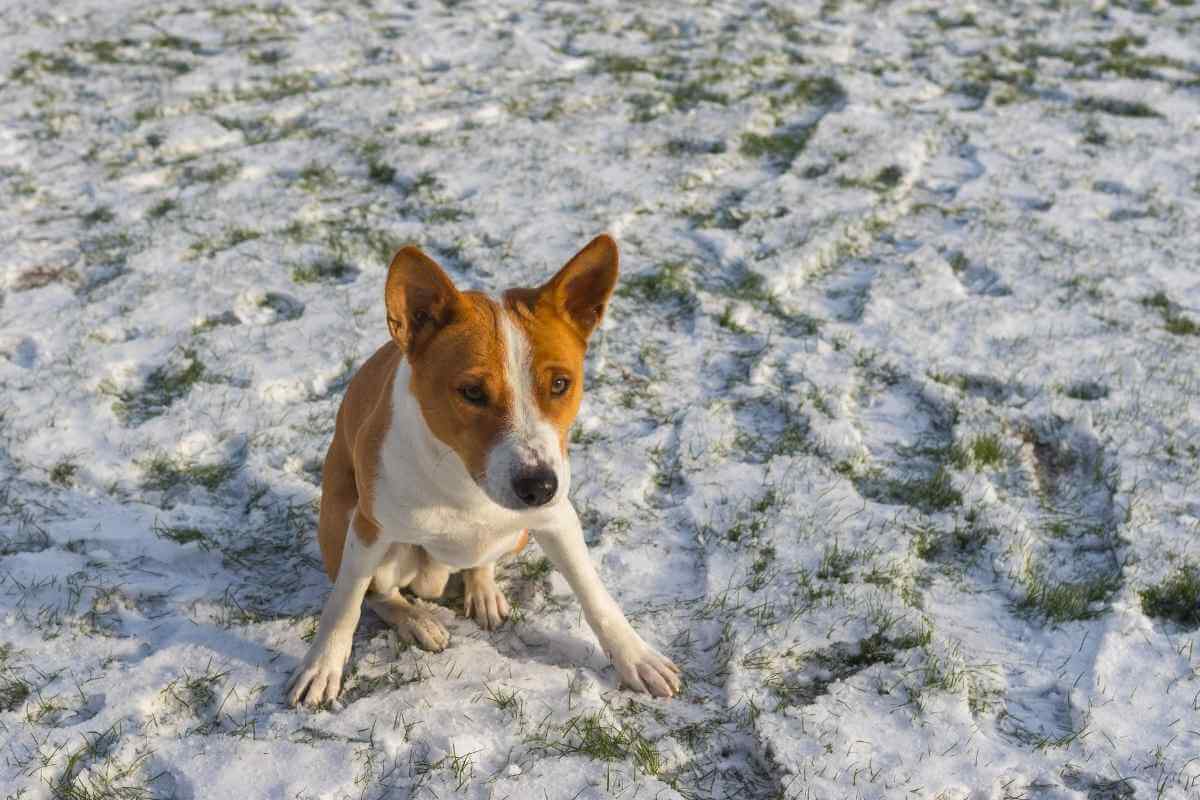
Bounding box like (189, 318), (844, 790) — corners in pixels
(550, 376), (571, 396)
(460, 385), (487, 405)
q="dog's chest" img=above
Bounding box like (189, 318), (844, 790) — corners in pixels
(407, 507), (525, 568)
(371, 381), (530, 568)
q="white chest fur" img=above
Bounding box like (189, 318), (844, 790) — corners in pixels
(369, 359), (553, 569)
(409, 513), (526, 568)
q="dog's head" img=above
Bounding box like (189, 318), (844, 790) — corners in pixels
(384, 235), (618, 510)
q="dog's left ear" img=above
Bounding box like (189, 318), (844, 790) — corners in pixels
(539, 234), (620, 341)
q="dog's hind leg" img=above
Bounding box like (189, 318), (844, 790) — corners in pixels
(407, 546), (452, 600)
(366, 590), (450, 652)
(365, 544), (450, 652)
(316, 439), (358, 582)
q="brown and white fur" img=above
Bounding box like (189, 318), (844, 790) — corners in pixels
(288, 234), (680, 706)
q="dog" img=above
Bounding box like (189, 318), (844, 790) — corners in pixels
(288, 234), (681, 706)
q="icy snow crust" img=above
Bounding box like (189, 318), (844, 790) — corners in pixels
(1, 1), (1199, 797)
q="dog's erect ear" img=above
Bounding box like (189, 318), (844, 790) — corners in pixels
(538, 234), (619, 341)
(385, 246), (462, 353)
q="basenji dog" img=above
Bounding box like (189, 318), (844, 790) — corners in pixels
(288, 234), (681, 706)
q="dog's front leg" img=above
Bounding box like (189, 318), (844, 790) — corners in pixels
(288, 515), (384, 707)
(533, 505), (681, 698)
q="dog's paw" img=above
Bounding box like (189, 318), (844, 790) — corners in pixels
(608, 636), (682, 698)
(396, 603), (451, 652)
(288, 644), (350, 707)
(463, 581), (511, 631)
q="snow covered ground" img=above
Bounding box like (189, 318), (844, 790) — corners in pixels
(2, 0), (1199, 797)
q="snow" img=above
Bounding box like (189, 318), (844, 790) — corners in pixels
(1, 0), (1199, 797)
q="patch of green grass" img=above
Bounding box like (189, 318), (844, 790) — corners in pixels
(185, 160), (241, 185)
(724, 513), (764, 544)
(927, 371), (968, 390)
(226, 227), (261, 247)
(1165, 316), (1199, 336)
(590, 53), (650, 78)
(725, 272), (822, 331)
(908, 509), (996, 563)
(816, 541), (859, 582)
(520, 557), (553, 581)
(874, 164), (904, 190)
(82, 206), (114, 227)
(1, 670), (31, 712)
(771, 419), (810, 458)
(46, 722), (162, 800)
(1140, 563), (1200, 629)
(665, 138), (727, 157)
(1092, 33), (1197, 80)
(411, 171), (441, 194)
(570, 427), (604, 446)
(484, 684), (525, 722)
(748, 545), (777, 590)
(139, 453), (237, 493)
(99, 350), (206, 425)
(9, 49), (82, 81)
(717, 304), (749, 333)
(280, 219), (320, 246)
(367, 159), (395, 185)
(133, 105), (161, 124)
(686, 195), (748, 230)
(162, 662), (229, 716)
(256, 291), (305, 321)
(953, 510), (996, 554)
(1018, 566), (1120, 623)
(527, 710), (661, 776)
(886, 467), (963, 512)
(13, 265), (80, 292)
(769, 75), (847, 111)
(1082, 118), (1108, 146)
(147, 199), (177, 219)
(741, 127), (813, 169)
(292, 259), (356, 284)
(1141, 291), (1198, 336)
(1075, 96), (1161, 118)
(669, 79), (728, 111)
(1141, 291), (1171, 312)
(769, 630), (916, 709)
(618, 261), (694, 307)
(188, 226), (262, 259)
(339, 664), (430, 704)
(214, 113), (309, 145)
(1062, 381), (1109, 401)
(752, 488), (780, 514)
(191, 311), (240, 334)
(423, 206), (467, 224)
(414, 745), (478, 792)
(50, 459), (79, 486)
(968, 434), (1005, 469)
(854, 347), (902, 385)
(297, 161), (335, 191)
(909, 523), (943, 561)
(248, 47), (289, 66)
(229, 71), (319, 104)
(153, 522), (210, 547)
(74, 38), (134, 65)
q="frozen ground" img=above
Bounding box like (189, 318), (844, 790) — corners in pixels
(1, 0), (1199, 797)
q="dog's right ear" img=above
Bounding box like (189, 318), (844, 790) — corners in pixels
(385, 246), (462, 354)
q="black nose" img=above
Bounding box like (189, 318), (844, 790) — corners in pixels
(512, 469), (557, 507)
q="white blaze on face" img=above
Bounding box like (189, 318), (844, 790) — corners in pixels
(482, 304), (569, 508)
